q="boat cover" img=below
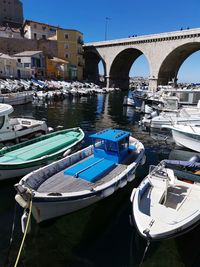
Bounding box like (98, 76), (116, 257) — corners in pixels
(163, 160), (200, 170)
(0, 132), (79, 163)
(64, 156), (116, 182)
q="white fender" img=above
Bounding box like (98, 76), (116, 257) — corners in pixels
(15, 194), (28, 209)
(21, 210), (31, 234)
(127, 174), (135, 182)
(130, 188), (137, 203)
(101, 187), (115, 198)
(63, 149), (71, 157)
(140, 155), (146, 166)
(119, 180), (127, 188)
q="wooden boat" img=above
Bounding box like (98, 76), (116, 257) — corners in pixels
(0, 103), (49, 144)
(15, 129), (145, 223)
(0, 127), (84, 180)
(164, 124), (200, 152)
(131, 159), (200, 241)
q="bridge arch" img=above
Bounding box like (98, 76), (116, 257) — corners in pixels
(158, 42), (200, 86)
(108, 48), (150, 89)
(83, 50), (106, 84)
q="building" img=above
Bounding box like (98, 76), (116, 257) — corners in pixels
(55, 28), (84, 80)
(23, 20), (84, 80)
(0, 53), (17, 78)
(0, 24), (23, 39)
(23, 20), (57, 40)
(0, 0), (23, 27)
(13, 51), (45, 79)
(46, 57), (69, 79)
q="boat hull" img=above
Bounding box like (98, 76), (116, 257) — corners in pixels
(31, 169), (138, 223)
(15, 133), (145, 223)
(151, 117), (200, 129)
(172, 129), (200, 152)
(0, 165), (41, 180)
(131, 164), (200, 241)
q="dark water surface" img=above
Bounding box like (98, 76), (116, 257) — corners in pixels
(1, 92), (200, 267)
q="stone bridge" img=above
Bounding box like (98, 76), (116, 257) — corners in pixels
(84, 28), (200, 90)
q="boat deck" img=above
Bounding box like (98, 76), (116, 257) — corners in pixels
(37, 151), (139, 194)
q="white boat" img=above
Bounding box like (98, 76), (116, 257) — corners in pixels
(0, 103), (48, 144)
(131, 159), (200, 240)
(165, 124), (200, 152)
(15, 129), (145, 223)
(143, 104), (200, 129)
(0, 91), (33, 105)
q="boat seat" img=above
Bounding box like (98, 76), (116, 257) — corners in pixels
(64, 156), (116, 182)
(64, 157), (101, 176)
(79, 159), (116, 182)
(5, 134), (78, 161)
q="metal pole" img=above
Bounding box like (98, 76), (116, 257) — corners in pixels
(105, 17), (111, 41)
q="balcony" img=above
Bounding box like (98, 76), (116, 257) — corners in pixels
(78, 50), (84, 55)
(77, 38), (84, 45)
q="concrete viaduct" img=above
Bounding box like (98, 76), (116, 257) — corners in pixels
(83, 28), (200, 90)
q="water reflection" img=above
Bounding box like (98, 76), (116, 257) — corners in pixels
(1, 92), (200, 267)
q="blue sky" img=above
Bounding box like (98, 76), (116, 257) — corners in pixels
(23, 0), (200, 83)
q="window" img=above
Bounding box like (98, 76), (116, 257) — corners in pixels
(119, 137), (129, 151)
(106, 141), (118, 152)
(64, 44), (69, 49)
(42, 35), (46, 39)
(65, 53), (70, 59)
(64, 33), (69, 39)
(34, 33), (37, 39)
(50, 28), (56, 32)
(0, 116), (5, 129)
(24, 63), (30, 68)
(17, 59), (21, 63)
(94, 139), (105, 150)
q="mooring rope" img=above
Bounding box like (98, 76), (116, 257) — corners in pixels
(140, 239), (150, 266)
(14, 196), (33, 267)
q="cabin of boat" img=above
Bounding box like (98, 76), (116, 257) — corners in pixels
(64, 129), (136, 183)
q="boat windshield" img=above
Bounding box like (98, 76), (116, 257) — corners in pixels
(94, 139), (105, 150)
(0, 116), (5, 129)
(118, 137), (129, 151)
(105, 140), (118, 152)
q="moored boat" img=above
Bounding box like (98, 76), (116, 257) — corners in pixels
(0, 103), (49, 144)
(164, 124), (200, 152)
(0, 91), (33, 105)
(15, 129), (145, 223)
(131, 159), (200, 241)
(0, 127), (84, 180)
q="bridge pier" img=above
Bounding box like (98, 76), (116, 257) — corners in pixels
(148, 77), (159, 92)
(107, 77), (129, 90)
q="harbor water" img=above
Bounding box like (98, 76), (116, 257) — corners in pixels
(1, 91), (200, 267)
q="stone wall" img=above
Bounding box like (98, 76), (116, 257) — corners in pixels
(0, 37), (58, 57)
